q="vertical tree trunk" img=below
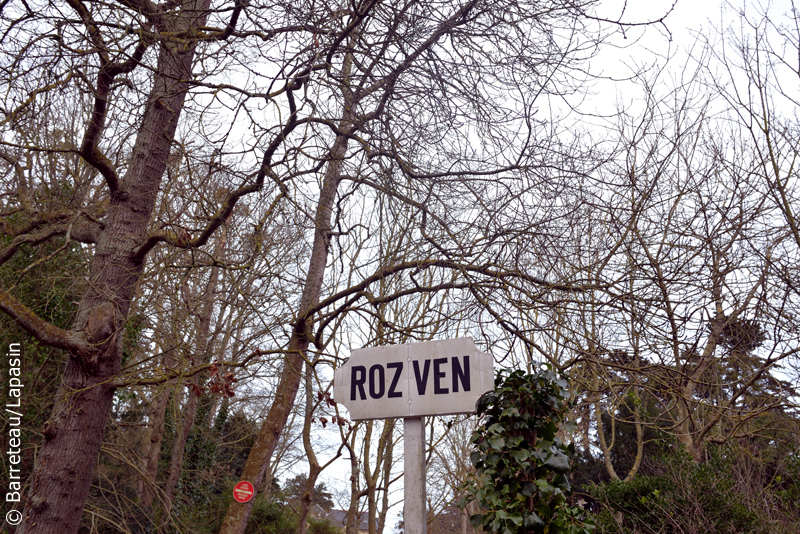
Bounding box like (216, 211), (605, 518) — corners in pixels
(17, 3), (211, 532)
(295, 463), (322, 534)
(138, 306), (181, 526)
(377, 421), (395, 534)
(676, 319), (722, 463)
(295, 358), (322, 534)
(218, 102), (355, 534)
(139, 385), (171, 510)
(344, 425), (364, 534)
(138, 302), (185, 524)
(592, 373), (620, 481)
(162, 238), (225, 522)
(366, 421), (394, 534)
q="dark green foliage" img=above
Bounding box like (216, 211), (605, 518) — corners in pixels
(308, 516), (341, 534)
(460, 369), (594, 534)
(216, 410), (259, 477)
(244, 497), (298, 534)
(181, 393), (224, 501)
(282, 474), (335, 512)
(596, 394), (670, 479)
(774, 451), (800, 507)
(186, 480), (298, 534)
(0, 235), (86, 517)
(586, 445), (789, 534)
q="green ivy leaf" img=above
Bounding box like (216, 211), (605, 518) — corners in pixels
(458, 369), (593, 534)
(524, 512), (545, 528)
(562, 420), (578, 433)
(512, 449), (529, 462)
(488, 435), (505, 450)
(470, 451), (481, 466)
(521, 482), (537, 497)
(535, 479), (554, 495)
(544, 450), (570, 473)
(507, 435), (524, 448)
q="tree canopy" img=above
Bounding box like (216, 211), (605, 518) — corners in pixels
(1, 1), (799, 534)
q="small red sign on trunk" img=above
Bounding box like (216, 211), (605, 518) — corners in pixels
(233, 480), (254, 503)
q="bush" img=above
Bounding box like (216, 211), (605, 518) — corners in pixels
(587, 447), (764, 534)
(244, 498), (298, 534)
(308, 516), (341, 534)
(460, 368), (594, 534)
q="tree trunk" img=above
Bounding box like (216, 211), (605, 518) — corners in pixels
(138, 385), (171, 513)
(295, 357), (321, 534)
(217, 100), (355, 534)
(592, 373), (620, 481)
(344, 424), (364, 534)
(377, 421), (396, 534)
(162, 240), (224, 522)
(366, 421), (394, 534)
(138, 303), (185, 525)
(17, 2), (210, 532)
(161, 386), (197, 505)
(137, 305), (181, 527)
(295, 463), (322, 534)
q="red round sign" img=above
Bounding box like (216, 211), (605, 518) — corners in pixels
(233, 480), (254, 503)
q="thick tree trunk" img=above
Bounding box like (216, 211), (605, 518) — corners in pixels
(17, 3), (210, 532)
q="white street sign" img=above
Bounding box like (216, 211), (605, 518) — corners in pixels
(333, 337), (493, 420)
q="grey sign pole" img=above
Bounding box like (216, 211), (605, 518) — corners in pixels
(333, 339), (493, 534)
(404, 416), (427, 534)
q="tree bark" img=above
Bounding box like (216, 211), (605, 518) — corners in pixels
(295, 463), (322, 534)
(377, 420), (396, 534)
(217, 97), (355, 534)
(17, 2), (211, 531)
(345, 426), (365, 534)
(295, 358), (322, 534)
(162, 238), (225, 522)
(366, 421), (394, 534)
(138, 385), (171, 513)
(137, 301), (186, 523)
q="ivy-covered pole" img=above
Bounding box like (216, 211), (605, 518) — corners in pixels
(460, 369), (594, 534)
(405, 417), (427, 534)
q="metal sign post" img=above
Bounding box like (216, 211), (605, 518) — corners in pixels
(334, 338), (493, 534)
(404, 417), (427, 534)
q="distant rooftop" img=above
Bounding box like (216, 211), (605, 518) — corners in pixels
(324, 509), (375, 532)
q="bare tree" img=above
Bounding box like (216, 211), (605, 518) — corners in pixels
(0, 0), (677, 531)
(0, 0), (323, 529)
(550, 44), (800, 470)
(215, 0), (635, 531)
